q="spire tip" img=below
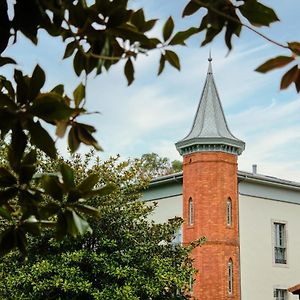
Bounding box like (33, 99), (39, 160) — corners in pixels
(208, 49), (212, 62)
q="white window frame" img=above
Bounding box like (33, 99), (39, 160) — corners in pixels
(273, 288), (287, 300)
(188, 197), (193, 225)
(228, 258), (233, 295)
(272, 220), (288, 267)
(227, 197), (232, 226)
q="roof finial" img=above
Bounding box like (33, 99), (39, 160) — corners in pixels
(208, 49), (212, 62)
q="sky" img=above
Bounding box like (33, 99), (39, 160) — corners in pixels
(2, 0), (300, 182)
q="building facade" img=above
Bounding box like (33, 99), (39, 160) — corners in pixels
(143, 58), (300, 300)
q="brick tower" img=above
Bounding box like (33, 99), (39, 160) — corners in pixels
(175, 56), (245, 300)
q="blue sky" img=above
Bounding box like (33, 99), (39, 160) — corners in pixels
(2, 0), (300, 181)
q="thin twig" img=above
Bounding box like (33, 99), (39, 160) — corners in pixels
(192, 0), (289, 50)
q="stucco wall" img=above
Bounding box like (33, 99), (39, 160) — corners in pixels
(147, 195), (182, 223)
(239, 194), (300, 300)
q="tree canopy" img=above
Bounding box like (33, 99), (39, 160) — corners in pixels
(0, 151), (204, 299)
(0, 0), (299, 256)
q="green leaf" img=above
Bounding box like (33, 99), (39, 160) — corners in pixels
(0, 227), (17, 257)
(0, 167), (17, 187)
(130, 9), (145, 31)
(124, 58), (134, 86)
(41, 175), (63, 201)
(60, 163), (75, 189)
(73, 83), (85, 108)
(51, 84), (64, 95)
(40, 202), (61, 219)
(29, 64), (46, 100)
(22, 150), (37, 165)
(0, 206), (12, 220)
(0, 187), (18, 205)
(68, 126), (80, 153)
(56, 120), (68, 138)
(169, 27), (200, 45)
(0, 57), (16, 67)
(280, 65), (299, 91)
(65, 209), (92, 237)
(56, 212), (68, 240)
(255, 56), (294, 73)
(73, 50), (85, 76)
(27, 120), (57, 159)
(239, 1), (279, 27)
(14, 70), (29, 105)
(19, 164), (36, 184)
(30, 93), (73, 122)
(165, 50), (180, 71)
(82, 183), (116, 198)
(11, 123), (27, 165)
(63, 40), (77, 59)
(77, 173), (100, 193)
(0, 0), (10, 54)
(77, 124), (102, 151)
(22, 216), (41, 236)
(15, 228), (27, 256)
(68, 203), (100, 218)
(158, 54), (165, 75)
(182, 0), (202, 17)
(163, 17), (174, 41)
(288, 42), (300, 56)
(0, 93), (17, 110)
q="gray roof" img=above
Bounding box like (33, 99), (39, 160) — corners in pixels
(175, 58), (245, 156)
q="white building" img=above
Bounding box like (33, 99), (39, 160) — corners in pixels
(143, 57), (300, 300)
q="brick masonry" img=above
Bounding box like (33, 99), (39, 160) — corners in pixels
(183, 152), (240, 300)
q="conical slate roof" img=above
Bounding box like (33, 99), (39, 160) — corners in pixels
(175, 58), (245, 156)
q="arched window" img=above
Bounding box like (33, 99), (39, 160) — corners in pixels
(228, 258), (233, 294)
(227, 197), (232, 226)
(188, 197), (193, 225)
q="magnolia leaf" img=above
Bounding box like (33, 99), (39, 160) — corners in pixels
(56, 120), (68, 138)
(0, 187), (18, 205)
(0, 167), (17, 187)
(41, 175), (63, 201)
(63, 40), (77, 59)
(165, 50), (180, 71)
(68, 126), (80, 153)
(30, 93), (73, 122)
(163, 16), (174, 41)
(280, 65), (299, 91)
(239, 1), (279, 27)
(288, 42), (300, 56)
(68, 203), (100, 218)
(124, 58), (134, 85)
(77, 173), (100, 192)
(182, 0), (202, 17)
(0, 57), (16, 67)
(27, 120), (57, 159)
(65, 209), (92, 237)
(51, 84), (64, 95)
(29, 64), (46, 100)
(60, 163), (75, 189)
(158, 54), (165, 75)
(77, 125), (102, 150)
(0, 206), (12, 220)
(0, 227), (17, 257)
(82, 183), (116, 198)
(255, 56), (294, 73)
(169, 27), (200, 45)
(73, 82), (85, 108)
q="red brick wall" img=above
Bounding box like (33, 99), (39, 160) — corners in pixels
(183, 152), (240, 300)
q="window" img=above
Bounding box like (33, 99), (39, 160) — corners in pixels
(172, 227), (182, 245)
(274, 222), (287, 264)
(227, 198), (232, 226)
(228, 258), (233, 294)
(188, 197), (193, 225)
(274, 289), (287, 300)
